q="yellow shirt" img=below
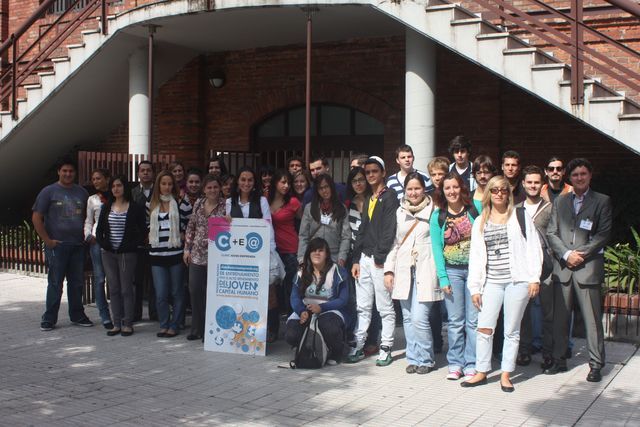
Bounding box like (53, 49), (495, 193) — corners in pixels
(368, 197), (378, 220)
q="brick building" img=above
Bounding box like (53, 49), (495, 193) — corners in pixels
(0, 0), (639, 233)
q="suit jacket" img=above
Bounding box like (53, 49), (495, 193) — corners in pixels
(132, 185), (153, 210)
(546, 189), (612, 285)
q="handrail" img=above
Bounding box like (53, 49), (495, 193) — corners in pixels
(0, 0), (110, 118)
(605, 0), (640, 19)
(475, 0), (640, 104)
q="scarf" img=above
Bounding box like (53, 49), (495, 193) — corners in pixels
(149, 194), (181, 248)
(401, 196), (431, 267)
(402, 195), (431, 214)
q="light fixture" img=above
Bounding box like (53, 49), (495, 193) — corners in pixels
(209, 70), (225, 88)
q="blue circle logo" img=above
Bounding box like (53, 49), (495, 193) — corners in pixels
(215, 232), (231, 251)
(245, 232), (263, 253)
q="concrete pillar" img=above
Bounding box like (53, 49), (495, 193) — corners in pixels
(405, 28), (436, 170)
(129, 48), (149, 156)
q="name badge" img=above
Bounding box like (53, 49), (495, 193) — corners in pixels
(320, 213), (332, 225)
(579, 219), (593, 231)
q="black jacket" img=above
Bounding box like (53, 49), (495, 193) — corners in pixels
(352, 187), (398, 265)
(96, 202), (146, 253)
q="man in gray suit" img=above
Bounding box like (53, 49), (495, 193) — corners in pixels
(544, 158), (612, 382)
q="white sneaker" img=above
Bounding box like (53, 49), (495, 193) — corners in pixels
(326, 359), (338, 366)
(375, 345), (392, 366)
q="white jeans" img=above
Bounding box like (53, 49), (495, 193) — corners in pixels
(354, 254), (395, 349)
(476, 281), (530, 373)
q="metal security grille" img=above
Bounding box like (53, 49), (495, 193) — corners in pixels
(49, 0), (91, 14)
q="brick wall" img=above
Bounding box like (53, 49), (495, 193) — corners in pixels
(103, 36), (639, 180)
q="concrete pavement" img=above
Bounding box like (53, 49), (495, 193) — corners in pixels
(1, 272), (638, 426)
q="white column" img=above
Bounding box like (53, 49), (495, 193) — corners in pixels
(128, 48), (149, 156)
(405, 28), (436, 170)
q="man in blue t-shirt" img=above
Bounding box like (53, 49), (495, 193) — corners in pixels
(32, 157), (92, 331)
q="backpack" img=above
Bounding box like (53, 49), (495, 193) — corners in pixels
(438, 203), (479, 228)
(289, 314), (328, 369)
(515, 207), (554, 282)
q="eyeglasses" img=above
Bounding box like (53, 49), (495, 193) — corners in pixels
(546, 166), (564, 172)
(490, 188), (509, 195)
(351, 178), (366, 184)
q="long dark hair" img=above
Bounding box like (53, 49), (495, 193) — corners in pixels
(106, 175), (132, 207)
(230, 166), (261, 208)
(434, 171), (472, 210)
(346, 166), (371, 201)
(268, 169), (292, 205)
(299, 238), (333, 296)
(311, 174), (346, 222)
(208, 155), (228, 176)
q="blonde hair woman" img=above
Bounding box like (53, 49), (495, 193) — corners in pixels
(148, 170), (191, 338)
(461, 176), (541, 392)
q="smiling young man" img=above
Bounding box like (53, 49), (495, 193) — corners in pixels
(348, 156), (399, 366)
(33, 156), (92, 331)
(386, 144), (434, 199)
(545, 158), (612, 382)
(515, 166), (553, 368)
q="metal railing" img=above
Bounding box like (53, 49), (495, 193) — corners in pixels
(77, 151), (176, 187)
(473, 0), (640, 104)
(0, 0), (110, 118)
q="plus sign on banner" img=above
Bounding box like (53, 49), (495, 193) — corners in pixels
(204, 217), (271, 356)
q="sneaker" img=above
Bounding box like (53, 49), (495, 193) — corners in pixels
(72, 318), (94, 327)
(345, 348), (365, 364)
(103, 321), (114, 330)
(326, 359), (338, 366)
(406, 364), (418, 374)
(446, 371), (463, 380)
(416, 365), (432, 375)
(375, 345), (392, 367)
(40, 321), (55, 331)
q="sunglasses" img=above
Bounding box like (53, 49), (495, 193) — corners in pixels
(490, 188), (509, 195)
(546, 166), (564, 172)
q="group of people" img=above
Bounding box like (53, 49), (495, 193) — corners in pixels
(32, 135), (612, 390)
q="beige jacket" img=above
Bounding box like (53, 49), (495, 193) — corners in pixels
(384, 200), (443, 302)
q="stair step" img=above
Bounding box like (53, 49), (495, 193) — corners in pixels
(451, 17), (504, 34)
(589, 96), (626, 103)
(37, 71), (56, 77)
(81, 29), (101, 36)
(425, 4), (477, 20)
(51, 57), (70, 63)
(66, 43), (85, 50)
(24, 84), (42, 90)
(531, 63), (569, 71)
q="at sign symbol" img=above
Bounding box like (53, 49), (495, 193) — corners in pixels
(245, 232), (263, 253)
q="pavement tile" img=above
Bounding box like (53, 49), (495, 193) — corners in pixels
(1, 272), (639, 426)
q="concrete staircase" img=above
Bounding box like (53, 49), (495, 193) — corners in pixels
(0, 0), (638, 154)
(376, 0), (640, 154)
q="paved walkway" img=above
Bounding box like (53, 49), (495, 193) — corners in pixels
(1, 272), (638, 426)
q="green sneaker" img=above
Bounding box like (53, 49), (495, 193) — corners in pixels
(345, 348), (365, 364)
(375, 345), (393, 367)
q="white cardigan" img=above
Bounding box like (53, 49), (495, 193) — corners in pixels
(467, 210), (542, 296)
(84, 193), (104, 240)
(384, 201), (442, 302)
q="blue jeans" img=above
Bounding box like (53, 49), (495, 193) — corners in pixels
(151, 263), (185, 330)
(89, 242), (111, 324)
(444, 266), (477, 374)
(42, 243), (88, 324)
(399, 274), (435, 367)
